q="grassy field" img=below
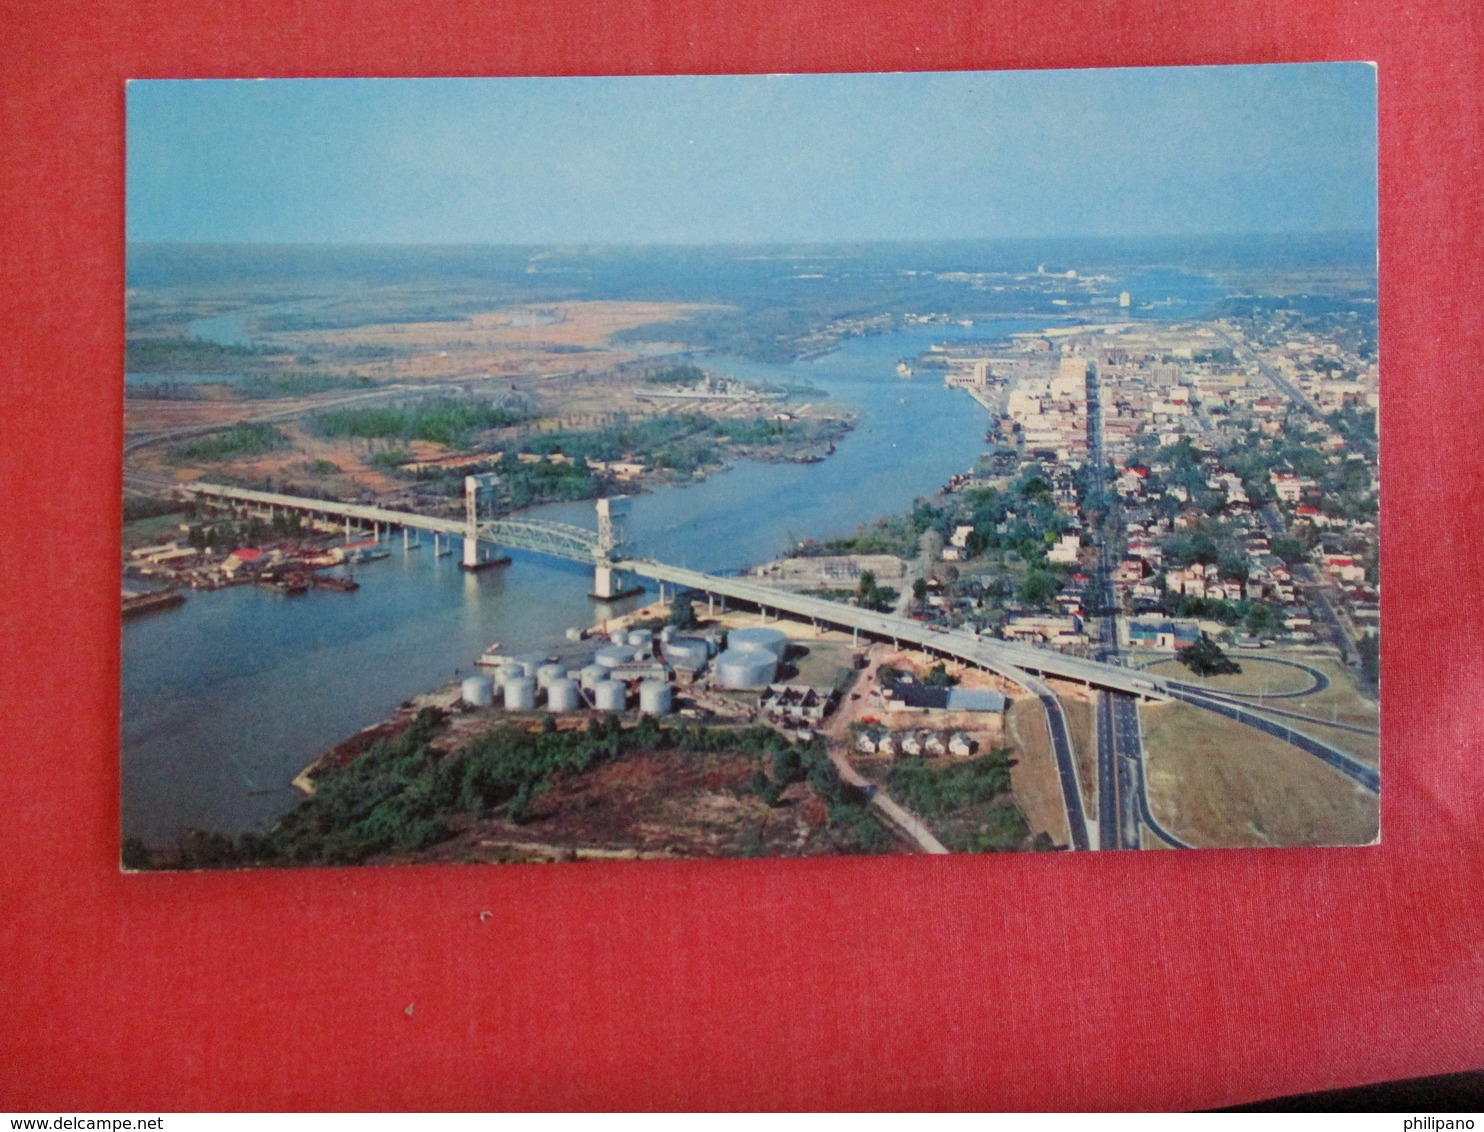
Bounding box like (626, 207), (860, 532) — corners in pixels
(122, 512), (187, 548)
(1006, 694), (1069, 848)
(1145, 654), (1317, 695)
(1244, 711), (1380, 768)
(1279, 655), (1379, 728)
(1139, 700), (1378, 849)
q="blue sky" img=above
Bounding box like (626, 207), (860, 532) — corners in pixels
(126, 65), (1376, 245)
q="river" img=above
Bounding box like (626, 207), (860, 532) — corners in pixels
(122, 318), (1064, 845)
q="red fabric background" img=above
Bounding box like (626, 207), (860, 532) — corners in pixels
(2, 0), (1481, 1111)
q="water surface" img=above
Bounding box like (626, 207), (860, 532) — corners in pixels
(120, 318), (1187, 844)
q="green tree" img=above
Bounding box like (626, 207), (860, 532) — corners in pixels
(668, 596), (698, 629)
(921, 663), (957, 688)
(1218, 556), (1250, 585)
(1272, 536), (1309, 565)
(1177, 632), (1242, 677)
(1244, 601), (1281, 637)
(1017, 568), (1058, 608)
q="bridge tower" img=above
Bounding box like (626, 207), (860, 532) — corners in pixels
(462, 473), (502, 568)
(592, 496), (632, 600)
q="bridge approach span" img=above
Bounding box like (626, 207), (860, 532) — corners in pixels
(618, 558), (1169, 700)
(185, 483), (465, 533)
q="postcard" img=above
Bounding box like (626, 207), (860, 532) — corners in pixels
(121, 65), (1379, 868)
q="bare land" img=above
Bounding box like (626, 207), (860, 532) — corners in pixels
(131, 420), (433, 496)
(399, 746), (858, 864)
(125, 393), (343, 437)
(122, 511), (190, 548)
(784, 638), (859, 688)
(125, 299), (855, 506)
(261, 300), (718, 383)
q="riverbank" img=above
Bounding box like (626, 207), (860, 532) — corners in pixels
(122, 320), (1036, 848)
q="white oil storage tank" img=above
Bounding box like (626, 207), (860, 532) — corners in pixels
(638, 680), (673, 716)
(727, 626), (788, 660)
(714, 648), (778, 690)
(546, 678), (581, 712)
(595, 644), (633, 668)
(502, 676), (537, 711)
(536, 663), (565, 688)
(664, 638), (710, 671)
(609, 629), (628, 646)
(592, 679), (626, 712)
(578, 664), (606, 691)
(494, 663), (523, 686)
(461, 675), (494, 707)
(627, 629), (652, 649)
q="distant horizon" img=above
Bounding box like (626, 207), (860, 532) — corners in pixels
(127, 67), (1377, 246)
(127, 228), (1379, 250)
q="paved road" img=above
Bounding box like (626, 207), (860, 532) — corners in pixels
(1110, 691), (1187, 848)
(1139, 653), (1330, 700)
(1092, 682), (1145, 848)
(1095, 692), (1120, 850)
(1216, 326), (1324, 421)
(820, 689), (949, 855)
(167, 469), (1371, 847)
(623, 559), (1170, 699)
(1258, 501), (1359, 669)
(1087, 364), (1145, 850)
(1016, 669), (1091, 852)
(1165, 683), (1379, 793)
(123, 470), (186, 497)
(181, 482), (603, 563)
(1122, 694), (1193, 850)
(1295, 561), (1360, 666)
(1230, 699), (1379, 736)
(871, 793), (951, 855)
(1229, 337), (1363, 669)
(1087, 366), (1118, 851)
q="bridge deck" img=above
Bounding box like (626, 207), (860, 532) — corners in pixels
(182, 482), (601, 562)
(183, 483), (468, 535)
(618, 558), (1168, 698)
(175, 483), (1375, 824)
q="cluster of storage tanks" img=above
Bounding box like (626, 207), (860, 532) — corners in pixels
(459, 621), (794, 716)
(459, 630), (675, 716)
(713, 625), (788, 690)
(460, 665), (662, 714)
